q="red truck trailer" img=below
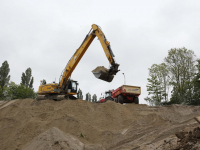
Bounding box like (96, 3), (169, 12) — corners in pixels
(98, 85), (141, 104)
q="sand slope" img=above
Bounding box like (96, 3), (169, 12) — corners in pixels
(0, 99), (200, 150)
(23, 127), (84, 150)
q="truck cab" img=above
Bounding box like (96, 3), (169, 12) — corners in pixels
(105, 91), (112, 98)
(97, 90), (114, 103)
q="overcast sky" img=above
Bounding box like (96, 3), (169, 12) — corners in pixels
(1, 0), (200, 104)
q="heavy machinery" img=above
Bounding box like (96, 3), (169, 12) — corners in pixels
(37, 24), (120, 100)
(97, 85), (141, 104)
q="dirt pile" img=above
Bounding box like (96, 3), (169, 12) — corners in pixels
(92, 66), (108, 73)
(23, 127), (85, 150)
(0, 99), (200, 150)
(174, 127), (200, 150)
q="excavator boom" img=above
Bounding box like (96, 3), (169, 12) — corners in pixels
(59, 24), (119, 90)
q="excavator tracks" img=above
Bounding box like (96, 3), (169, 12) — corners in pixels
(37, 95), (77, 101)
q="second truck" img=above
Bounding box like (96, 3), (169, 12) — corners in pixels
(37, 24), (120, 100)
(98, 85), (141, 104)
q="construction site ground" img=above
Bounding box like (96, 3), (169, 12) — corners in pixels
(1, 99), (200, 150)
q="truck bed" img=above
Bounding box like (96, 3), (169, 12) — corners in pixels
(121, 85), (141, 95)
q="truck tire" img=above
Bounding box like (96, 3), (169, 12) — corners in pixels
(118, 95), (124, 104)
(133, 97), (139, 104)
(105, 96), (114, 102)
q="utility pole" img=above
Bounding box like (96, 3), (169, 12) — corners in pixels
(122, 73), (126, 85)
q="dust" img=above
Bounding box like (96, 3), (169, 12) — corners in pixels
(0, 99), (200, 150)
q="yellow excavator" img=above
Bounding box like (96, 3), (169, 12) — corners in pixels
(37, 24), (120, 100)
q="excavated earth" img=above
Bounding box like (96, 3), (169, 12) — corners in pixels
(1, 99), (200, 150)
(92, 66), (108, 73)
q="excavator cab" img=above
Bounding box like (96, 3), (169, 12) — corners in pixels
(65, 79), (78, 94)
(69, 80), (78, 93)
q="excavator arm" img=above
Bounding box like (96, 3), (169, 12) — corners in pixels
(59, 24), (119, 90)
(92, 24), (115, 64)
(91, 24), (119, 79)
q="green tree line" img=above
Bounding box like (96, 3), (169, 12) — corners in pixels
(145, 47), (200, 106)
(0, 60), (98, 101)
(0, 61), (36, 100)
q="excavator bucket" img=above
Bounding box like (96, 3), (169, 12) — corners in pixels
(92, 66), (114, 82)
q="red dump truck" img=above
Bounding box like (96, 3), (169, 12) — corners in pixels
(98, 85), (141, 104)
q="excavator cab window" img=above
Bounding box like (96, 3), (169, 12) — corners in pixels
(70, 81), (78, 93)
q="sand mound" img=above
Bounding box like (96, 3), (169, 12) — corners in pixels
(23, 127), (84, 150)
(0, 99), (200, 150)
(0, 99), (18, 110)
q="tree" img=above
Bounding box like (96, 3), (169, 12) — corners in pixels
(0, 88), (3, 100)
(88, 93), (91, 102)
(15, 84), (36, 99)
(21, 67), (34, 89)
(2, 81), (37, 100)
(191, 59), (200, 105)
(2, 82), (17, 100)
(77, 88), (83, 99)
(92, 94), (97, 102)
(164, 47), (196, 104)
(0, 61), (10, 99)
(85, 92), (91, 101)
(145, 63), (169, 105)
(86, 93), (88, 101)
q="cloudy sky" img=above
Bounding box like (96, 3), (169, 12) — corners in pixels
(1, 0), (200, 104)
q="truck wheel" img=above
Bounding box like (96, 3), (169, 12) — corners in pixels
(133, 97), (139, 104)
(118, 95), (124, 104)
(105, 96), (114, 102)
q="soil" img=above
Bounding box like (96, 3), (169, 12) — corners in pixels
(0, 99), (200, 150)
(92, 66), (108, 73)
(173, 127), (200, 150)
